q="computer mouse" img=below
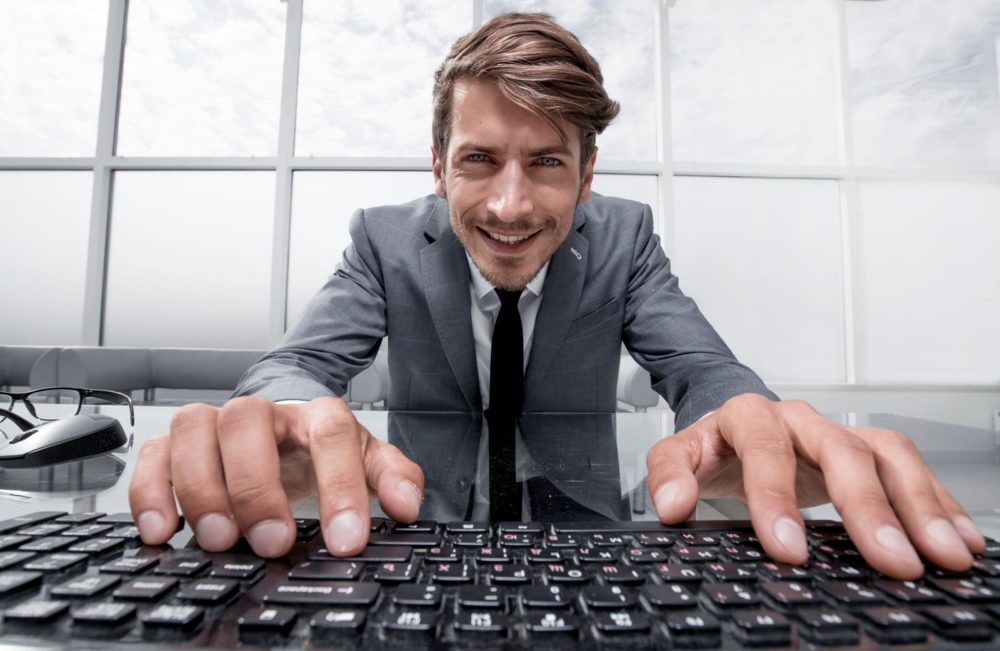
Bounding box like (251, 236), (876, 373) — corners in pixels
(0, 414), (127, 469)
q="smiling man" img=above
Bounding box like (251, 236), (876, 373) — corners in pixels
(129, 13), (984, 580)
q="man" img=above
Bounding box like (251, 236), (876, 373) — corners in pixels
(129, 13), (983, 580)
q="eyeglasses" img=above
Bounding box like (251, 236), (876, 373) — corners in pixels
(0, 387), (135, 431)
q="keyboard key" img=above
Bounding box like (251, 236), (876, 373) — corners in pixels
(872, 579), (945, 604)
(211, 557), (266, 580)
(795, 608), (860, 646)
(382, 608), (437, 633)
(20, 536), (75, 552)
(374, 560), (420, 583)
(51, 574), (120, 599)
(599, 563), (645, 585)
(294, 518), (319, 542)
(544, 533), (581, 548)
(101, 556), (158, 575)
(524, 610), (579, 633)
(71, 601), (136, 627)
(673, 546), (718, 563)
(431, 561), (473, 584)
(20, 523), (72, 537)
(577, 546), (620, 563)
(114, 576), (178, 601)
(721, 545), (765, 563)
(454, 609), (508, 633)
(393, 584), (442, 608)
(0, 570), (43, 597)
(542, 561), (588, 584)
(592, 609), (650, 633)
(425, 546), (460, 563)
(106, 526), (142, 543)
(310, 608), (365, 632)
(588, 532), (627, 547)
(640, 583), (697, 609)
(520, 584), (571, 609)
(264, 581), (380, 607)
(524, 547), (565, 564)
(154, 556), (210, 577)
(921, 605), (993, 641)
(810, 560), (867, 580)
(176, 578), (239, 605)
(757, 561), (810, 582)
(4, 599), (69, 624)
(446, 521), (489, 534)
(0, 535), (31, 552)
(624, 547), (668, 563)
(489, 563), (531, 584)
(552, 521), (671, 534)
(580, 585), (634, 609)
(289, 560), (362, 581)
(499, 522), (543, 535)
(141, 603), (204, 630)
(55, 512), (105, 525)
(238, 606), (297, 635)
(926, 577), (1000, 603)
(23, 552), (88, 574)
(663, 611), (722, 647)
(730, 609), (791, 647)
(0, 512), (63, 534)
(0, 551), (35, 571)
(859, 607), (927, 644)
(96, 513), (137, 526)
(451, 532), (488, 547)
(62, 524), (113, 538)
(635, 532), (675, 547)
(759, 581), (821, 609)
(702, 583), (760, 611)
(678, 532), (718, 546)
(67, 537), (125, 556)
(476, 547), (511, 563)
(392, 520), (438, 533)
(498, 532), (536, 548)
(311, 545), (411, 563)
(653, 562), (703, 584)
(368, 532), (440, 547)
(457, 586), (506, 609)
(817, 580), (884, 608)
(704, 562), (756, 582)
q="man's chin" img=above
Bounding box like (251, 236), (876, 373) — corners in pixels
(474, 260), (537, 292)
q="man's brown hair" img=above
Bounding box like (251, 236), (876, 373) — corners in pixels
(432, 12), (620, 168)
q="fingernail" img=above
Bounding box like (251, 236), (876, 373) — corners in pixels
(772, 516), (807, 560)
(247, 520), (291, 557)
(952, 515), (983, 544)
(875, 525), (921, 566)
(399, 480), (422, 506)
(926, 518), (966, 550)
(326, 511), (365, 555)
(136, 511), (168, 543)
(195, 512), (237, 550)
(653, 482), (681, 519)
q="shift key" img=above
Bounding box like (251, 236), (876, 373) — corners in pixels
(310, 545), (411, 563)
(264, 581), (380, 607)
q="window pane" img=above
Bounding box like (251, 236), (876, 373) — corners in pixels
(296, 1), (471, 157)
(673, 177), (846, 382)
(287, 171), (434, 327)
(0, 172), (92, 345)
(104, 172), (275, 348)
(590, 174), (658, 216)
(116, 0), (285, 156)
(670, 0), (841, 165)
(847, 0), (1000, 170)
(0, 1), (106, 156)
(857, 181), (1000, 383)
(484, 0), (658, 162)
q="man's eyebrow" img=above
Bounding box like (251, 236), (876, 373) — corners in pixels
(452, 143), (574, 158)
(452, 143), (501, 156)
(529, 144), (574, 157)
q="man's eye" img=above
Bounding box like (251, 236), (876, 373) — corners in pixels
(466, 153), (490, 163)
(537, 157), (561, 167)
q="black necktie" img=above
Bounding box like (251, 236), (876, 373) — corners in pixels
(488, 289), (524, 419)
(487, 289), (522, 521)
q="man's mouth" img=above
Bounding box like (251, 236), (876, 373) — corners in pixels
(478, 227), (539, 253)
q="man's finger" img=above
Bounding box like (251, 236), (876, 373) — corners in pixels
(217, 397), (296, 557)
(646, 433), (700, 524)
(863, 427), (973, 571)
(364, 434), (425, 524)
(928, 472), (986, 554)
(799, 417), (924, 579)
(719, 399), (808, 565)
(128, 434), (179, 545)
(169, 404), (239, 552)
(304, 398), (371, 557)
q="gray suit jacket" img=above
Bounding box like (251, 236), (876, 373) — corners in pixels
(234, 194), (776, 429)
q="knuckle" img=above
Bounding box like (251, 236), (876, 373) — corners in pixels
(819, 430), (871, 464)
(780, 399), (816, 417)
(173, 474), (223, 508)
(227, 477), (280, 515)
(831, 488), (889, 515)
(308, 411), (359, 446)
(217, 396), (274, 435)
(875, 428), (917, 453)
(170, 403), (217, 435)
(747, 435), (795, 459)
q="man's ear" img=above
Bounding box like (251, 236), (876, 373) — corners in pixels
(578, 147), (597, 204)
(431, 146), (447, 199)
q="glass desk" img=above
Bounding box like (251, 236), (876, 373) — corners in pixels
(0, 407), (997, 542)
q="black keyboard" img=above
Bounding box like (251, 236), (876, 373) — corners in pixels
(0, 511), (998, 649)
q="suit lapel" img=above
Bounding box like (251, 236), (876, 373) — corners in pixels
(420, 201), (481, 410)
(524, 209), (589, 401)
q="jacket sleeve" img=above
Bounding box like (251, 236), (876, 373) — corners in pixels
(622, 204), (778, 430)
(232, 208), (387, 402)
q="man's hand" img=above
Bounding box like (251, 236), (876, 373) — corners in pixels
(128, 396), (424, 557)
(647, 394), (985, 580)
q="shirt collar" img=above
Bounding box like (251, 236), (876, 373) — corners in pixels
(467, 254), (549, 305)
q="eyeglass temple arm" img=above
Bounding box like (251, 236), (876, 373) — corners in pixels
(0, 408), (34, 433)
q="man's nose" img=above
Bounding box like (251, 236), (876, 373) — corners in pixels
(486, 162), (533, 222)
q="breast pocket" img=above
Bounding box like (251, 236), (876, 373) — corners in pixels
(564, 297), (621, 340)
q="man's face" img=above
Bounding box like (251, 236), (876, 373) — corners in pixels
(432, 78), (596, 291)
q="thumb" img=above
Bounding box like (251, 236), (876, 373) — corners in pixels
(646, 433), (701, 523)
(363, 433), (425, 524)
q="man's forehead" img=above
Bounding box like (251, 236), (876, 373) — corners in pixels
(448, 78), (577, 157)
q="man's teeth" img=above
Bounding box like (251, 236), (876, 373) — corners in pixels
(488, 231), (531, 244)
